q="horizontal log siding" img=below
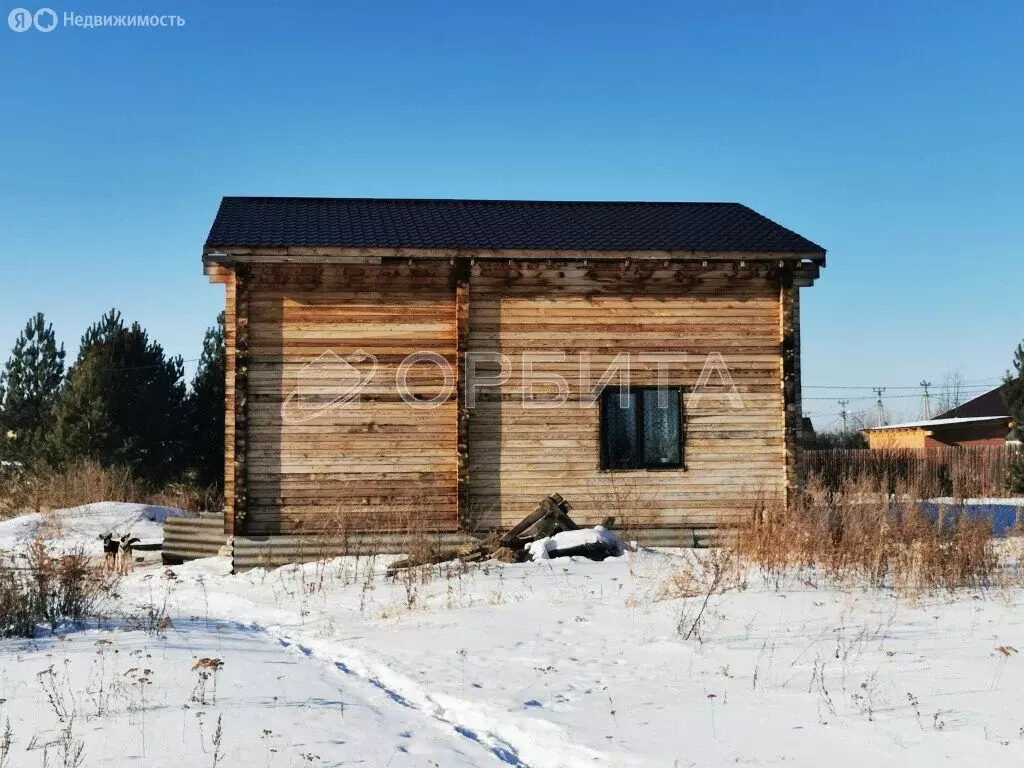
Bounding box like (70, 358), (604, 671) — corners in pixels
(223, 271), (237, 534)
(466, 262), (785, 530)
(244, 263), (459, 534)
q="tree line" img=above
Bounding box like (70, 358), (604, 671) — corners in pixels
(0, 310), (225, 490)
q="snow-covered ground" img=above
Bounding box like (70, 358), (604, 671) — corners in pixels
(2, 505), (1024, 766)
(0, 501), (184, 555)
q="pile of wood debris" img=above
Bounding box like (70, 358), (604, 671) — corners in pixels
(387, 494), (622, 574)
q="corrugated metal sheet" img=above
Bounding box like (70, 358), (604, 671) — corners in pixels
(628, 527), (727, 548)
(232, 532), (481, 570)
(163, 515), (728, 571)
(162, 516), (229, 564)
(232, 527), (727, 569)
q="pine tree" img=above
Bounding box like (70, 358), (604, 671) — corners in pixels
(1003, 341), (1024, 492)
(50, 309), (187, 483)
(0, 313), (66, 467)
(187, 312), (226, 489)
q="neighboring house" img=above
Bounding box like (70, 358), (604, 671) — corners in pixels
(800, 417), (817, 450)
(862, 385), (1014, 449)
(202, 197), (825, 540)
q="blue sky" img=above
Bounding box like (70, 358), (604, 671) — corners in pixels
(1, 0), (1021, 430)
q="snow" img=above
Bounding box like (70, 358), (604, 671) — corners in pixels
(0, 502), (185, 555)
(0, 625), (492, 766)
(930, 497), (1024, 507)
(2, 504), (1024, 766)
(863, 415), (1010, 431)
(526, 524), (623, 561)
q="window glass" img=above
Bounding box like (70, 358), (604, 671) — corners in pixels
(601, 390), (639, 469)
(642, 389), (681, 465)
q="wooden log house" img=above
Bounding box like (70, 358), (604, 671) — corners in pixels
(203, 197), (825, 542)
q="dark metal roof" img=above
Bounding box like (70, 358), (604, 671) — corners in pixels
(936, 385), (1011, 420)
(204, 197), (825, 255)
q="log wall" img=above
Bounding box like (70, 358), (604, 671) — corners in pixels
(223, 270), (238, 533)
(465, 261), (788, 531)
(241, 262), (459, 535)
(215, 258), (796, 535)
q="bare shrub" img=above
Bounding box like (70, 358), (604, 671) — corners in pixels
(585, 472), (662, 544)
(2, 461), (147, 515)
(0, 538), (116, 638)
(121, 598), (173, 636)
(210, 714), (224, 768)
(0, 463), (24, 520)
(43, 717), (84, 768)
(0, 706), (12, 768)
(37, 663), (76, 722)
(732, 477), (1000, 594)
(147, 483), (222, 515)
(0, 460), (217, 518)
(668, 548), (742, 643)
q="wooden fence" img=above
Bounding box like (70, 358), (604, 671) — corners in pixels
(802, 445), (1021, 498)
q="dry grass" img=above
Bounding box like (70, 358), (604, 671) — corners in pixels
(241, 501), (465, 587)
(147, 483), (222, 515)
(655, 475), (1019, 646)
(0, 537), (118, 638)
(586, 471), (662, 544)
(731, 477), (1003, 595)
(0, 461), (220, 517)
(1, 462), (147, 515)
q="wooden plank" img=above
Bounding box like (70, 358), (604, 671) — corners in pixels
(223, 269), (237, 535)
(454, 258), (471, 530)
(779, 266), (801, 502)
(234, 266), (250, 535)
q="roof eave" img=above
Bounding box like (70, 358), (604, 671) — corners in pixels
(202, 245), (826, 266)
(862, 415), (1012, 433)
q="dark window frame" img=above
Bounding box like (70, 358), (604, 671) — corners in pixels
(599, 386), (686, 471)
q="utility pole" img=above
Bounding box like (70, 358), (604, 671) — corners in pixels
(873, 387), (886, 427)
(838, 400), (850, 432)
(919, 380), (932, 420)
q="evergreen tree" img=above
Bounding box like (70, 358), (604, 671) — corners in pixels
(1003, 341), (1024, 492)
(0, 313), (66, 466)
(187, 312), (226, 489)
(50, 310), (187, 483)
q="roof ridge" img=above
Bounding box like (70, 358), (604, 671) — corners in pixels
(219, 196), (745, 207)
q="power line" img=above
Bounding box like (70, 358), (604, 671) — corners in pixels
(803, 377), (1001, 390)
(802, 386), (992, 401)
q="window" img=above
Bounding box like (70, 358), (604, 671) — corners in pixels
(600, 387), (683, 470)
